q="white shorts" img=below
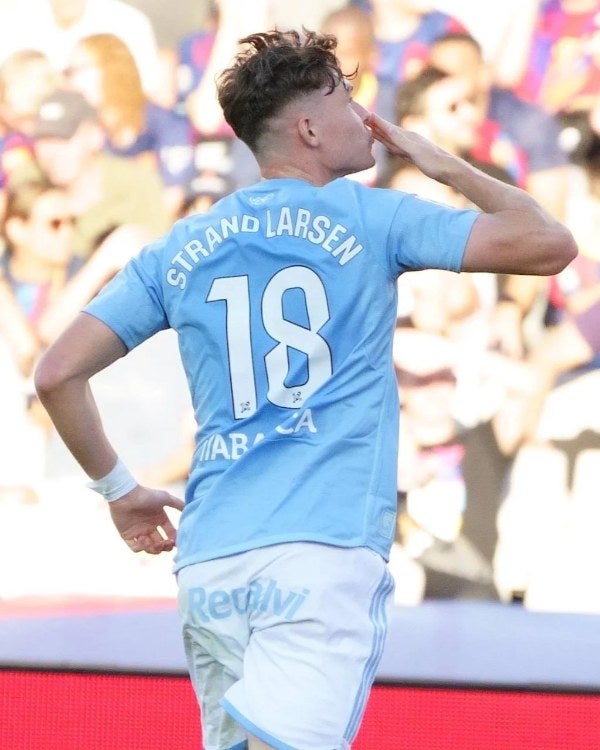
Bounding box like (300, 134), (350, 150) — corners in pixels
(177, 542), (394, 750)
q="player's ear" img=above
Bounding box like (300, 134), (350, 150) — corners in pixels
(297, 116), (319, 147)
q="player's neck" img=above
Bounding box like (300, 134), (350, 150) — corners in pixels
(260, 163), (332, 187)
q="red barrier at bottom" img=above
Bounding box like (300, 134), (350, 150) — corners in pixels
(2, 670), (599, 749)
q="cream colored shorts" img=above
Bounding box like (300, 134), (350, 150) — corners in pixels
(177, 542), (394, 750)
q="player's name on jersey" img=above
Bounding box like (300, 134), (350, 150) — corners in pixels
(167, 207), (365, 288)
(197, 408), (317, 463)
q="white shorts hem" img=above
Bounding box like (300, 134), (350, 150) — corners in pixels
(221, 698), (296, 750)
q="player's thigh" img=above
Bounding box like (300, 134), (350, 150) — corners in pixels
(225, 544), (394, 749)
(247, 735), (274, 750)
(178, 563), (250, 750)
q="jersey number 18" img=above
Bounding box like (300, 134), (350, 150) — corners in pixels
(207, 266), (333, 418)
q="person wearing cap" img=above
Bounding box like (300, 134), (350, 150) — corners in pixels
(14, 87), (169, 259)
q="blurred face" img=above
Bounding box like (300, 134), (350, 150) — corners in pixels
(0, 58), (57, 134)
(429, 39), (490, 116)
(50, 0), (87, 26)
(34, 122), (102, 187)
(63, 46), (102, 107)
(420, 76), (480, 152)
(398, 367), (457, 428)
(321, 18), (375, 83)
(306, 79), (375, 179)
(11, 189), (75, 268)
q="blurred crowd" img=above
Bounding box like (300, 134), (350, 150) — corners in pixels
(1, 0), (599, 613)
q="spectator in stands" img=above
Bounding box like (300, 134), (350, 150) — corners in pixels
(0, 176), (142, 373)
(429, 32), (570, 214)
(497, 0), (600, 165)
(352, 0), (468, 85)
(386, 156), (484, 352)
(565, 139), (600, 285)
(0, 0), (162, 101)
(429, 31), (573, 358)
(0, 178), (80, 368)
(179, 171), (231, 218)
(493, 288), (600, 609)
(0, 49), (58, 140)
(391, 328), (535, 599)
(13, 88), (168, 258)
(428, 0), (541, 76)
(395, 67), (483, 164)
(64, 33), (196, 221)
(176, 0), (263, 190)
(0, 49), (57, 216)
(0, 176), (141, 506)
(391, 303), (600, 601)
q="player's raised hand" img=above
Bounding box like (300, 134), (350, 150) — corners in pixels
(367, 112), (457, 184)
(108, 485), (185, 555)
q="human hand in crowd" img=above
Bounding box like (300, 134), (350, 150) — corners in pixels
(109, 484), (185, 555)
(367, 113), (458, 184)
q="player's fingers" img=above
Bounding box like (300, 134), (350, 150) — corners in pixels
(126, 534), (146, 553)
(163, 493), (185, 512)
(159, 517), (178, 544)
(144, 528), (174, 555)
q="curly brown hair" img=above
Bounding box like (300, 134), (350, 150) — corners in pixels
(217, 29), (345, 153)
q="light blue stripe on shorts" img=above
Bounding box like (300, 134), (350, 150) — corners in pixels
(344, 567), (394, 742)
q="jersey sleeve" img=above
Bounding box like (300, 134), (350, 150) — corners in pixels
(84, 242), (169, 350)
(386, 192), (479, 274)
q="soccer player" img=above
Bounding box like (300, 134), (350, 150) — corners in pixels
(34, 29), (577, 750)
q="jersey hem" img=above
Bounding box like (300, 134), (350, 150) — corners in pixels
(173, 534), (390, 573)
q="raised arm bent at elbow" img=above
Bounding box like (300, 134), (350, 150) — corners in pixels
(368, 113), (578, 276)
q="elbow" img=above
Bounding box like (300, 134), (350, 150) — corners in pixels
(33, 350), (69, 402)
(541, 226), (579, 276)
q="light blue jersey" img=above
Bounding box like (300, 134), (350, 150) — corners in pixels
(85, 177), (478, 571)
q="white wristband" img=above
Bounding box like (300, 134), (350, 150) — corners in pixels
(87, 458), (138, 502)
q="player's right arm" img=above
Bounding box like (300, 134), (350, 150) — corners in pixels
(368, 113), (578, 276)
(34, 312), (184, 554)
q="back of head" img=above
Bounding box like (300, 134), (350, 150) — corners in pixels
(217, 29), (343, 154)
